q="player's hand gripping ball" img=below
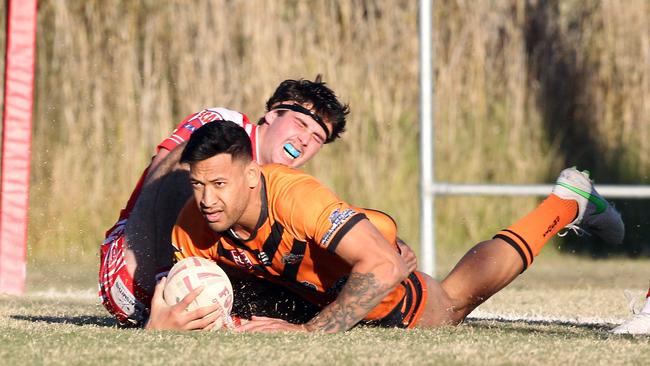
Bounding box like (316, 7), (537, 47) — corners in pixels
(163, 257), (234, 329)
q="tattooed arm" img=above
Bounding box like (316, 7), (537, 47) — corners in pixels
(303, 219), (409, 333)
(234, 219), (409, 333)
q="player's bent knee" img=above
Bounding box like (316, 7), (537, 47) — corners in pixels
(414, 274), (468, 328)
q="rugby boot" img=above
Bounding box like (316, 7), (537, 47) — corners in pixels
(551, 167), (624, 245)
(611, 295), (650, 334)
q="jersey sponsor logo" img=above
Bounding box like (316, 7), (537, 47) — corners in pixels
(230, 250), (254, 269)
(196, 109), (221, 124)
(257, 252), (272, 266)
(110, 277), (138, 316)
(320, 208), (357, 247)
(281, 253), (304, 265)
(182, 123), (197, 132)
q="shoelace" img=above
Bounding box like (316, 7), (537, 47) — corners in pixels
(557, 224), (591, 238)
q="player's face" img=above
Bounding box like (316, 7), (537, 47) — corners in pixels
(259, 105), (332, 168)
(189, 154), (257, 233)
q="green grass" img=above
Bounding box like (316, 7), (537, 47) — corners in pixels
(1, 255), (649, 365)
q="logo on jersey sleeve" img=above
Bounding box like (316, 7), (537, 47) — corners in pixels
(195, 109), (222, 124)
(182, 123), (197, 132)
(320, 208), (357, 248)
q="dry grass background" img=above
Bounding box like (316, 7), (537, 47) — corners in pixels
(0, 1), (648, 267)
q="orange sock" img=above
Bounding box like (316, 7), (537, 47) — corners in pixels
(493, 194), (578, 271)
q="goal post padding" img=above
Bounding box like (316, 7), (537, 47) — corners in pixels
(0, 0), (38, 295)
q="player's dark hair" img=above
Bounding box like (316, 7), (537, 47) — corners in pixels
(180, 121), (253, 164)
(262, 75), (350, 143)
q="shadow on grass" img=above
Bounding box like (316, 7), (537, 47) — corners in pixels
(465, 317), (613, 333)
(10, 314), (123, 328)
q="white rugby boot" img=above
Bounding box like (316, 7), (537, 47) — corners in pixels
(551, 167), (625, 245)
(611, 295), (650, 335)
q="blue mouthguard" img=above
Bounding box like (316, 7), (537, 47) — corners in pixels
(283, 143), (301, 158)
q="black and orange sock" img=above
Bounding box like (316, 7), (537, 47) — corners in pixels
(493, 194), (578, 271)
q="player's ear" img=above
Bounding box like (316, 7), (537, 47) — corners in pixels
(263, 109), (280, 125)
(245, 160), (260, 188)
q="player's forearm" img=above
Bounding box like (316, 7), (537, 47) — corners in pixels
(304, 263), (405, 333)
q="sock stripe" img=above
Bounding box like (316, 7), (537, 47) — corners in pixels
(503, 229), (534, 264)
(493, 233), (529, 272)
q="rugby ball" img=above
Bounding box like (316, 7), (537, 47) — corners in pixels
(163, 257), (234, 328)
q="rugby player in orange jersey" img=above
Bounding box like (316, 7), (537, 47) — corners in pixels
(99, 77), (417, 326)
(146, 121), (624, 332)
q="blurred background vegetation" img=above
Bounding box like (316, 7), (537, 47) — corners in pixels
(0, 0), (648, 275)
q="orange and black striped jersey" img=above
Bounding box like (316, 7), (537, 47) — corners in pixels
(171, 164), (407, 321)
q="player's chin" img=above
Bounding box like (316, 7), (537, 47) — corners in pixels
(207, 221), (230, 233)
(286, 155), (306, 168)
(276, 155), (296, 167)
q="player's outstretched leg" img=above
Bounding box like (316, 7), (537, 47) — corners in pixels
(611, 286), (650, 334)
(415, 167), (625, 326)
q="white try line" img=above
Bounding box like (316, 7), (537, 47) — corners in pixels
(26, 288), (98, 301)
(468, 308), (625, 327)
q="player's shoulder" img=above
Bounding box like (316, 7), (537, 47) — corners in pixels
(261, 164), (316, 185)
(193, 107), (251, 126)
(261, 164), (336, 204)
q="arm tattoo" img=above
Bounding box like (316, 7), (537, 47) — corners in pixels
(305, 272), (390, 332)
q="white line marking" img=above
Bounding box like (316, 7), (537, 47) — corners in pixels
(468, 309), (625, 326)
(26, 289), (97, 301)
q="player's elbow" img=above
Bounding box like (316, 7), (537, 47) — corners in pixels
(380, 255), (410, 289)
(354, 253), (408, 290)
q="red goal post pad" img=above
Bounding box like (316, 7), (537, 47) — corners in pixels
(0, 0), (38, 295)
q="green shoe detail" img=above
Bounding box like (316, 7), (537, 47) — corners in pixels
(557, 182), (607, 214)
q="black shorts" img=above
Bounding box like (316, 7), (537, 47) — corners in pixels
(359, 272), (427, 329)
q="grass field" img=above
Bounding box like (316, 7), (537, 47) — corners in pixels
(1, 255), (649, 365)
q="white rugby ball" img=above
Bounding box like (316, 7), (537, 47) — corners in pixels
(163, 257), (234, 329)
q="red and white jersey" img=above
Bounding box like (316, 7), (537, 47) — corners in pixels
(157, 107), (259, 161)
(107, 107), (258, 231)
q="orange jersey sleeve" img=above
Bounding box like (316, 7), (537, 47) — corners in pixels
(263, 164), (367, 253)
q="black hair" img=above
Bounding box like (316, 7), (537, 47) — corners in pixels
(264, 75), (350, 143)
(180, 121), (253, 164)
